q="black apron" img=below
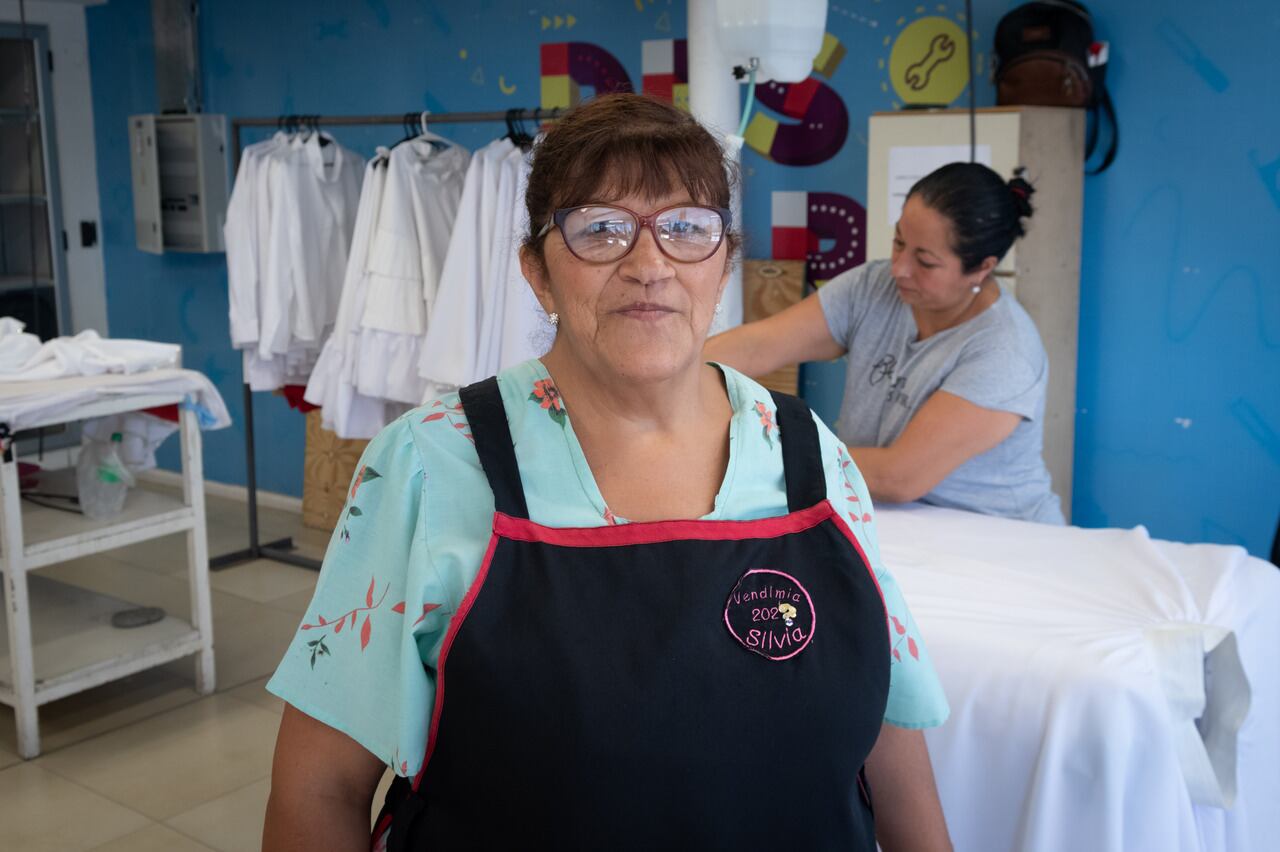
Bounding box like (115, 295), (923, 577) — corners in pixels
(374, 377), (890, 851)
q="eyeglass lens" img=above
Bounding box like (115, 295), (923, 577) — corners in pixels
(561, 206), (725, 262)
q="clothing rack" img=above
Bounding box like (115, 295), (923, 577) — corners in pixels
(211, 107), (558, 572)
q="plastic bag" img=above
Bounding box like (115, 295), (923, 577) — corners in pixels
(76, 432), (137, 520)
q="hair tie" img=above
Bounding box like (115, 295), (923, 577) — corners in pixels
(1010, 184), (1028, 200)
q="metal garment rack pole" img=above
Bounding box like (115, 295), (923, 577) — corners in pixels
(210, 107), (555, 572)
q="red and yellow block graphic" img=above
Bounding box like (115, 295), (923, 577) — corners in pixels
(540, 42), (633, 111)
(641, 38), (689, 111)
(743, 33), (849, 167)
(772, 190), (866, 286)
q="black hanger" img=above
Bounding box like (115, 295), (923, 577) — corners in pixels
(505, 108), (533, 151)
(313, 115), (331, 147)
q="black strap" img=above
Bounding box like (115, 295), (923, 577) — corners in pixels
(459, 377), (529, 519)
(768, 390), (828, 512)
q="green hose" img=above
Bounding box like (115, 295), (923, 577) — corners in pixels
(737, 63), (758, 137)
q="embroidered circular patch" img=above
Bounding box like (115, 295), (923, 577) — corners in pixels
(724, 569), (815, 661)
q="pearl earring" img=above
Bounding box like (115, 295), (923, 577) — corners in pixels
(971, 284), (981, 294)
(548, 312), (559, 326)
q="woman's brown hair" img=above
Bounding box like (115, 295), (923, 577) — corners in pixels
(522, 93), (740, 267)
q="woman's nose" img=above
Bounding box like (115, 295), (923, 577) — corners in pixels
(890, 254), (911, 280)
(617, 225), (673, 283)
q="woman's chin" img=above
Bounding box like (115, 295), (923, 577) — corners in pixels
(598, 341), (698, 384)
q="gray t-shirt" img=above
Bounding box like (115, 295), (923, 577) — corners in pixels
(818, 260), (1064, 524)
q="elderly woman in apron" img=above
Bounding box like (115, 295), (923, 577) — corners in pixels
(262, 93), (952, 852)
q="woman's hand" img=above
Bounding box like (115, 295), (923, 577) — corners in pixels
(263, 704), (387, 851)
(704, 293), (845, 377)
(866, 722), (953, 852)
(852, 390), (1020, 503)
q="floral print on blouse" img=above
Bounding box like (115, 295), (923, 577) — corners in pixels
(267, 359), (949, 776)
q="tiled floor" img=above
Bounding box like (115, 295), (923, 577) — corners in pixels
(0, 487), (390, 851)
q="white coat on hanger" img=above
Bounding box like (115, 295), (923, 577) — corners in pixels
(355, 138), (467, 404)
(416, 137), (516, 396)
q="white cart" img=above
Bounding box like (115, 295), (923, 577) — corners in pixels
(0, 379), (216, 758)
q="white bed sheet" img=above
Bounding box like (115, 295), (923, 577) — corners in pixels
(877, 504), (1280, 852)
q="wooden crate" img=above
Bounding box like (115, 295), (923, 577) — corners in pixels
(742, 259), (806, 395)
(302, 411), (369, 531)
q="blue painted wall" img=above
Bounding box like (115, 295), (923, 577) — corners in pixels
(85, 1), (1279, 557)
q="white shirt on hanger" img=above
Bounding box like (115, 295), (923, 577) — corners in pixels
(223, 135), (283, 350)
(355, 139), (467, 404)
(416, 138), (515, 395)
(305, 152), (399, 439)
(288, 134), (365, 345)
(494, 148), (545, 373)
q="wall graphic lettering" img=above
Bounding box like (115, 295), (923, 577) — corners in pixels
(540, 42), (633, 110)
(771, 190), (866, 285)
(642, 38), (688, 110)
(743, 33), (850, 166)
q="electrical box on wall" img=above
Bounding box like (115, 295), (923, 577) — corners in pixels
(129, 114), (228, 254)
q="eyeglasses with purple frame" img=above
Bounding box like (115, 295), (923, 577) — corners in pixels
(536, 203), (733, 264)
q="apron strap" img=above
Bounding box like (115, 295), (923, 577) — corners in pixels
(459, 376), (530, 519)
(768, 390), (828, 512)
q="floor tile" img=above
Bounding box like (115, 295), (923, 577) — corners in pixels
(227, 676), (284, 715)
(171, 597), (299, 691)
(0, 666), (201, 756)
(208, 558), (317, 604)
(37, 694), (280, 821)
(0, 741), (20, 770)
(167, 777), (271, 852)
(37, 553), (199, 614)
(0, 763), (150, 852)
(90, 822), (215, 852)
(265, 586), (316, 616)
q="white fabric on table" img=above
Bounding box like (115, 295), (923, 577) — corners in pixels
(876, 503), (1279, 852)
(0, 368), (231, 434)
(0, 329), (179, 383)
(0, 317), (42, 372)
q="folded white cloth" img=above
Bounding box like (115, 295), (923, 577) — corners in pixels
(0, 326), (180, 383)
(0, 317), (41, 373)
(0, 368), (231, 434)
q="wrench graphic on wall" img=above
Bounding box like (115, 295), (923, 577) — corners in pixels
(904, 33), (956, 91)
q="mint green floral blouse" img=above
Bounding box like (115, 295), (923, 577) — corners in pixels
(267, 359), (949, 777)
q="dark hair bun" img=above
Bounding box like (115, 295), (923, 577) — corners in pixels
(905, 162), (1034, 271)
(1008, 168), (1035, 220)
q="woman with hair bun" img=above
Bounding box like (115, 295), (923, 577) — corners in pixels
(707, 162), (1063, 524)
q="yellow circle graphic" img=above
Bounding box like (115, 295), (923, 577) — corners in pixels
(889, 17), (969, 106)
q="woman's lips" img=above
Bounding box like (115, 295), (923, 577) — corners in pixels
(615, 302), (677, 320)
